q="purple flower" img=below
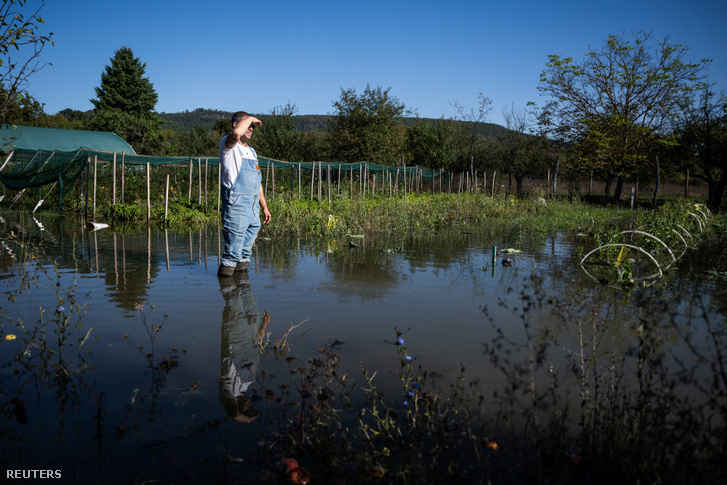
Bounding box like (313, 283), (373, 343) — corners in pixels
(403, 401), (409, 407)
(405, 355), (412, 362)
(56, 280), (62, 287)
(57, 306), (64, 313)
(413, 382), (419, 388)
(408, 391), (415, 397)
(397, 337), (405, 346)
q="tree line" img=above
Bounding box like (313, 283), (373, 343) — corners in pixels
(1, 1), (725, 210)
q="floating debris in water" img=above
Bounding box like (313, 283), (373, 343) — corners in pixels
(86, 222), (109, 231)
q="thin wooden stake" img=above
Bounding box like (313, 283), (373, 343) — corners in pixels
(165, 173), (170, 221)
(188, 158), (193, 202)
(121, 151), (125, 205)
(146, 162), (151, 221)
(0, 151), (13, 171)
(684, 170), (689, 198)
(93, 155), (98, 218)
(113, 152), (117, 205)
(310, 162), (315, 201)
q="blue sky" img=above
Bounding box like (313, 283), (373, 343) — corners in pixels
(26, 0), (727, 127)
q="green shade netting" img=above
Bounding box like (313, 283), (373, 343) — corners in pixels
(0, 147), (448, 210)
(0, 148), (89, 210)
(0, 124), (136, 154)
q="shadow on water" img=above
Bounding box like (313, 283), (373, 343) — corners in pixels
(0, 212), (725, 483)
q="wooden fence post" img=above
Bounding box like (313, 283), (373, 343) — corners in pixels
(121, 151), (125, 205)
(310, 161), (315, 201)
(146, 162), (151, 221)
(188, 158), (193, 202)
(685, 170), (689, 198)
(165, 174), (170, 221)
(112, 152), (117, 205)
(93, 155), (98, 218)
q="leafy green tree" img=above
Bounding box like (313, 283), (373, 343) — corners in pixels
(406, 117), (459, 170)
(537, 30), (708, 201)
(254, 102), (310, 161)
(0, 85), (45, 125)
(0, 0), (53, 125)
(328, 84), (408, 165)
(180, 125), (218, 156)
(46, 108), (92, 129)
(677, 86), (727, 211)
(213, 117), (231, 137)
(89, 46), (162, 153)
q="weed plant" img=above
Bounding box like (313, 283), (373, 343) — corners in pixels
(1, 245), (92, 452)
(240, 278), (726, 484)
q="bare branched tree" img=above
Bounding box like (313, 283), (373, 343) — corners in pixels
(450, 92), (492, 175)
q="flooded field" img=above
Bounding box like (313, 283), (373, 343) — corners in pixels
(1, 212), (725, 484)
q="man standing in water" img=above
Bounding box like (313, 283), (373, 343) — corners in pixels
(218, 111), (272, 277)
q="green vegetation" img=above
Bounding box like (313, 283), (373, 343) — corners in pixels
(1, 198), (725, 484)
(0, 0), (54, 124)
(267, 193), (636, 239)
(537, 30), (726, 211)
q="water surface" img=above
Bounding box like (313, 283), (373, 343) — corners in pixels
(1, 212), (724, 483)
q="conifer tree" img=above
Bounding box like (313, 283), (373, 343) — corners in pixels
(90, 46), (161, 153)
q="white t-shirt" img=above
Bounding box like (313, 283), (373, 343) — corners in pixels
(219, 137), (256, 189)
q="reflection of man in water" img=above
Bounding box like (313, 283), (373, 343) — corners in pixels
(219, 275), (270, 423)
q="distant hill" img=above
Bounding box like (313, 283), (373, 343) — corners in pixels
(157, 108), (509, 137)
(158, 108), (233, 132)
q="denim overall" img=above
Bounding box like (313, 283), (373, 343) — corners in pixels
(220, 282), (261, 391)
(220, 146), (261, 268)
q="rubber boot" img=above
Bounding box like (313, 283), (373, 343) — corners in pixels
(218, 264), (234, 277)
